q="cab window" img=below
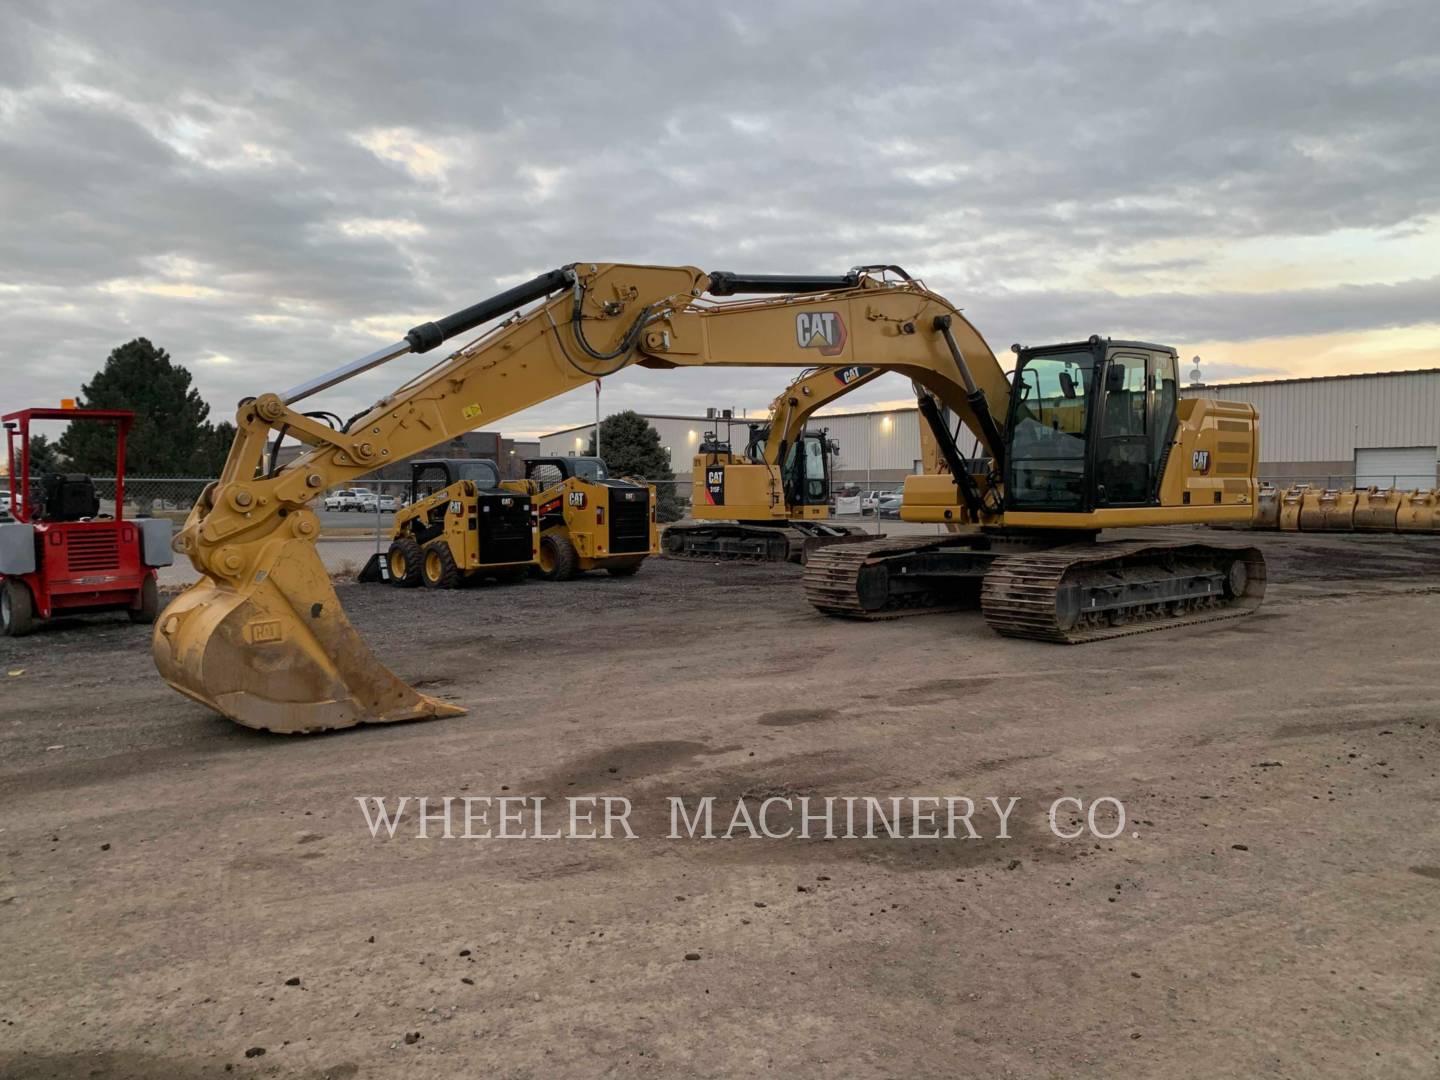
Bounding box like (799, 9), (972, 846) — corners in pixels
(457, 460), (500, 488)
(1007, 351), (1093, 509)
(572, 459), (608, 482)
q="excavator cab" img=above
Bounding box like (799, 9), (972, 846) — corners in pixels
(1004, 339), (1181, 512)
(779, 432), (834, 508)
(740, 426), (833, 508)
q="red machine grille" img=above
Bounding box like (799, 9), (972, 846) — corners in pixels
(65, 529), (121, 572)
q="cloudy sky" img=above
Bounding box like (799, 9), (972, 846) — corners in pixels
(2, 0), (1437, 439)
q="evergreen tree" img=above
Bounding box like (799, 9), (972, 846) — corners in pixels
(57, 338), (213, 475)
(587, 410), (682, 521)
(25, 434), (64, 476)
(193, 421), (237, 477)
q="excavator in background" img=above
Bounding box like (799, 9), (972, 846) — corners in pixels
(524, 456), (658, 579)
(154, 262), (1264, 734)
(662, 364), (885, 563)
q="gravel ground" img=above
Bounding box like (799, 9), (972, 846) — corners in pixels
(1, 528), (1438, 1078)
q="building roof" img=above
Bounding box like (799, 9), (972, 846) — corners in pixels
(1185, 367), (1440, 392)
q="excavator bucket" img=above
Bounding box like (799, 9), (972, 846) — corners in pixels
(152, 536), (462, 734)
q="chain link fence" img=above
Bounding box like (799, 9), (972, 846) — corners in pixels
(1257, 472), (1440, 491)
(29, 469), (1428, 540)
(51, 476), (699, 548)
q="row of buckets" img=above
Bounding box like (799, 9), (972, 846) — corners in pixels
(1252, 484), (1440, 533)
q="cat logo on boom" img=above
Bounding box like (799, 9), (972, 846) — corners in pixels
(833, 364), (873, 386)
(795, 311), (847, 357)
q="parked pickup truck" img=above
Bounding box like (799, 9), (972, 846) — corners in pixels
(324, 489), (362, 512)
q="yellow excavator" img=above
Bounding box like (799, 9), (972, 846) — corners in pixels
(662, 364), (885, 562)
(154, 262), (1263, 734)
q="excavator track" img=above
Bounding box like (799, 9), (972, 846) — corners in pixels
(664, 522), (874, 565)
(981, 541), (1267, 643)
(802, 536), (972, 618)
(804, 536), (1267, 640)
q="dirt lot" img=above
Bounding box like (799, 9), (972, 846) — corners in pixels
(2, 527), (1439, 1079)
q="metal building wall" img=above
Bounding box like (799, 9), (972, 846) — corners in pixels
(1181, 369), (1440, 482)
(810, 408), (923, 477)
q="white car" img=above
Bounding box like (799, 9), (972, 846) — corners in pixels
(356, 492), (399, 513)
(324, 489), (361, 512)
(876, 492), (905, 518)
(859, 490), (888, 513)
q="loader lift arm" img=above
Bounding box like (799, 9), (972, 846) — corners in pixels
(156, 263), (1005, 733)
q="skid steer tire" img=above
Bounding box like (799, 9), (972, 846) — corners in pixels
(2, 578), (36, 637)
(387, 538), (423, 588)
(536, 535), (578, 581)
(605, 561), (642, 578)
(421, 540), (462, 589)
(128, 576), (159, 624)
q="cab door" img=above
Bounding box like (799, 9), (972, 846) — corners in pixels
(1093, 352), (1153, 506)
(782, 433), (831, 507)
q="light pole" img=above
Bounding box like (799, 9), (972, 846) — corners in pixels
(594, 379), (601, 459)
(867, 413), (877, 533)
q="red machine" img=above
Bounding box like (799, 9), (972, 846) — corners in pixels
(1, 406), (169, 636)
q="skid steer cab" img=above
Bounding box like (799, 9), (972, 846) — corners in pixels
(360, 459), (536, 589)
(1, 406), (172, 636)
(524, 457), (658, 580)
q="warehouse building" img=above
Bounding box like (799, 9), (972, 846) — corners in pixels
(538, 367), (1440, 499)
(1182, 369), (1440, 489)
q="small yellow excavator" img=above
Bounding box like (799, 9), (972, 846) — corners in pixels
(154, 262), (1264, 733)
(362, 458), (536, 588)
(524, 456), (658, 579)
(662, 365), (884, 563)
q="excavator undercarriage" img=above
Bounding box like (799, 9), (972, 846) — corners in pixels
(663, 520), (870, 564)
(803, 533), (1266, 642)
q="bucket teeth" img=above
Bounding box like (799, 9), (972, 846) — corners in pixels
(153, 537), (463, 734)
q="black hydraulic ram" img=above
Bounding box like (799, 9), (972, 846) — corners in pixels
(706, 271), (860, 296)
(281, 267), (572, 405)
(405, 267), (572, 353)
(916, 393), (987, 519)
(932, 314), (1006, 474)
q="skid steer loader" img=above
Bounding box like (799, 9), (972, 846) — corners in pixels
(524, 456), (658, 580)
(359, 459), (536, 588)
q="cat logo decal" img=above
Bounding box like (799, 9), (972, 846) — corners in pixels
(795, 311), (847, 357)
